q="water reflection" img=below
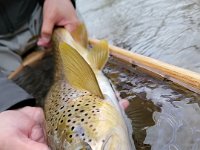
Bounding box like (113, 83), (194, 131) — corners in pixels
(104, 57), (200, 150)
(144, 101), (200, 150)
(77, 0), (200, 73)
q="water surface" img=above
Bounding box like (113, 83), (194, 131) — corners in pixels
(77, 0), (200, 73)
(104, 57), (200, 150)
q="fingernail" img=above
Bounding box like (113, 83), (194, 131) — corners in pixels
(43, 36), (50, 43)
(37, 40), (43, 46)
(37, 36), (51, 47)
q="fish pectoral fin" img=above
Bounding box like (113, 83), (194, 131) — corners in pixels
(88, 40), (109, 70)
(68, 141), (92, 150)
(102, 132), (121, 150)
(59, 42), (104, 98)
(71, 22), (88, 48)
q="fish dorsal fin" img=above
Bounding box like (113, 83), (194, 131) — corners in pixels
(71, 22), (88, 48)
(88, 40), (109, 70)
(70, 40), (88, 58)
(59, 42), (104, 98)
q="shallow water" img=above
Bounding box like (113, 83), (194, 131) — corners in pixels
(104, 57), (200, 150)
(13, 54), (200, 150)
(77, 0), (200, 73)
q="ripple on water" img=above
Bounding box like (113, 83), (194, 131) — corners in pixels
(104, 57), (200, 150)
(77, 0), (200, 73)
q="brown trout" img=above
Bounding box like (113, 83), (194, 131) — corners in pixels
(44, 26), (135, 150)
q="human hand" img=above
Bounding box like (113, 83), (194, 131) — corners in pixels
(38, 0), (80, 47)
(120, 100), (129, 110)
(0, 107), (49, 150)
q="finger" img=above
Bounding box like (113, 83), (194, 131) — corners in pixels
(119, 100), (130, 110)
(18, 107), (47, 143)
(18, 107), (45, 125)
(30, 124), (46, 143)
(38, 17), (54, 46)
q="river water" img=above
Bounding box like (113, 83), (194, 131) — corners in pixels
(77, 0), (200, 73)
(103, 57), (200, 150)
(76, 1), (200, 149)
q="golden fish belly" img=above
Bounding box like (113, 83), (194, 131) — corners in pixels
(45, 80), (132, 150)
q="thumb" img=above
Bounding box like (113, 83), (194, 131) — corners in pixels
(38, 18), (54, 47)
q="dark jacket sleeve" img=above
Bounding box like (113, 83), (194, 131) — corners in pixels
(0, 72), (35, 112)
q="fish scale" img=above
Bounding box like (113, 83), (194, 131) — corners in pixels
(45, 80), (128, 149)
(44, 27), (135, 150)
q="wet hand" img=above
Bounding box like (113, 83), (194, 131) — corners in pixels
(38, 0), (80, 47)
(0, 107), (49, 150)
